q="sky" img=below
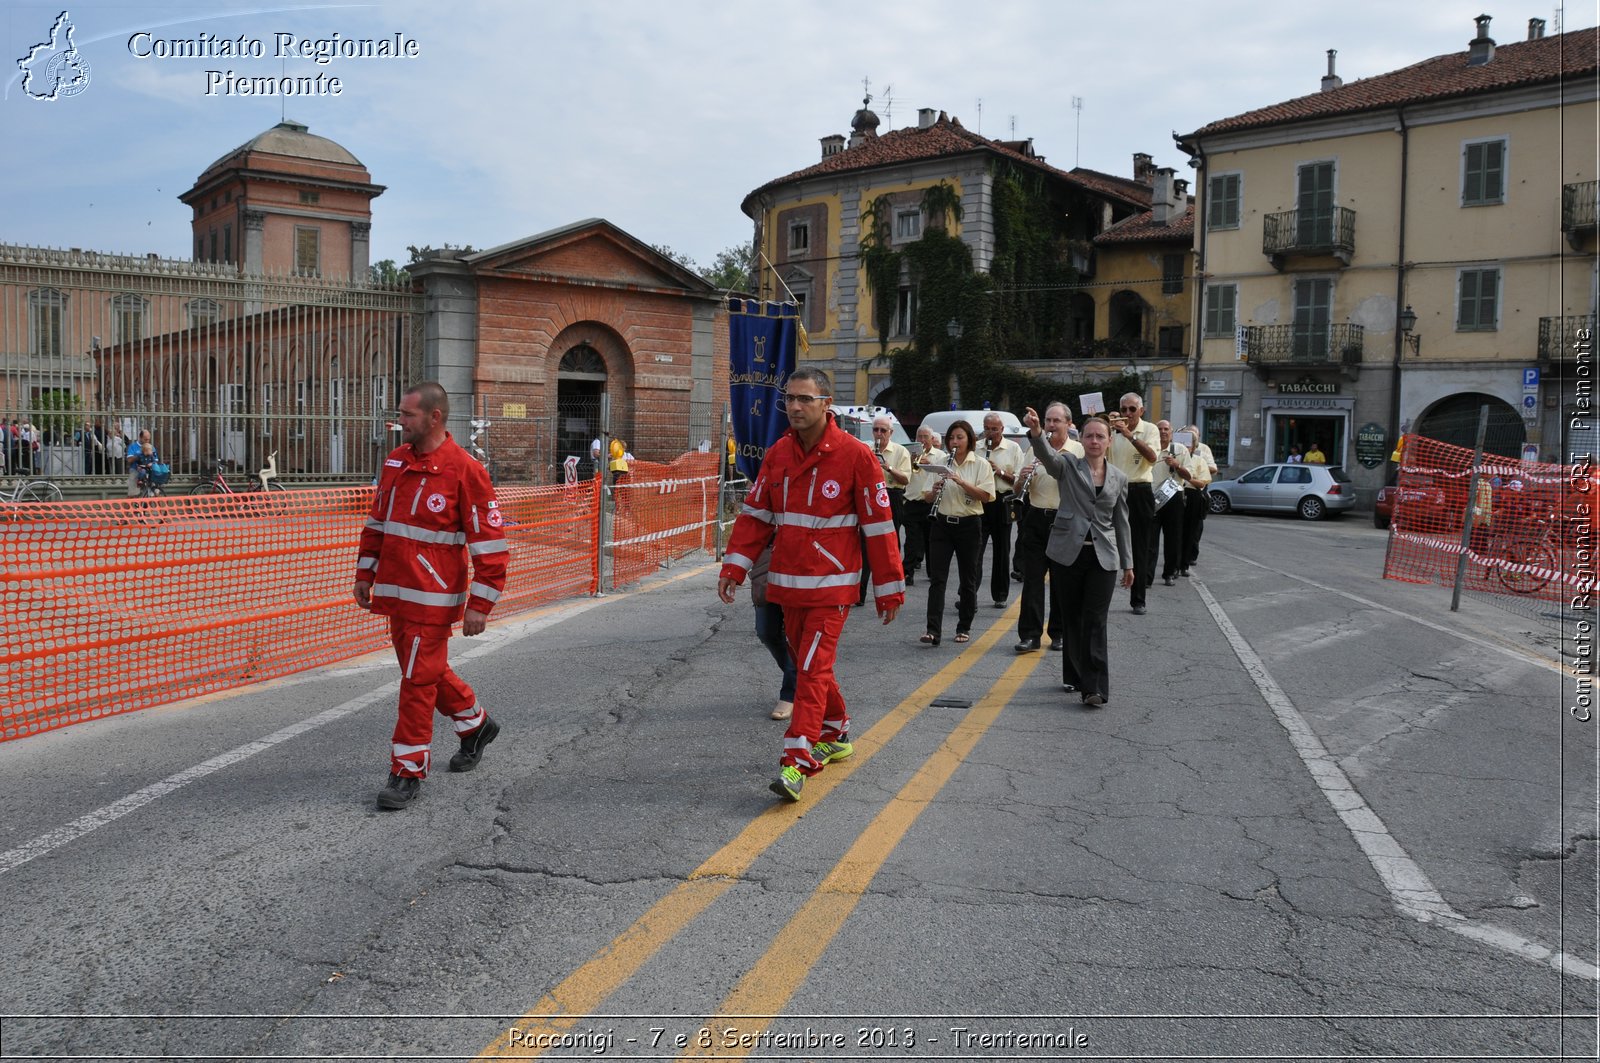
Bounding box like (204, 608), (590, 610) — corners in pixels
(3, 1), (1596, 274)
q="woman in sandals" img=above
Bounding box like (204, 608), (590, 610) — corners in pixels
(921, 420), (994, 646)
(1021, 408), (1133, 706)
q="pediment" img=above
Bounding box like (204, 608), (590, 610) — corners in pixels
(467, 219), (713, 293)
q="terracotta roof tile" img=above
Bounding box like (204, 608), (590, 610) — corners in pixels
(741, 116), (1149, 216)
(1183, 26), (1599, 140)
(1069, 167), (1155, 206)
(1093, 203), (1195, 244)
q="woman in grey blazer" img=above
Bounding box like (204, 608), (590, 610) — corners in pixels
(1022, 409), (1135, 706)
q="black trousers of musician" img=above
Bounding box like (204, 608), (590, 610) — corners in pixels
(1015, 505), (1062, 644)
(1183, 487), (1207, 567)
(979, 494), (1014, 605)
(902, 499), (933, 575)
(1051, 542), (1117, 701)
(1126, 482), (1154, 607)
(859, 488), (906, 601)
(1155, 490), (1187, 580)
(925, 515), (982, 640)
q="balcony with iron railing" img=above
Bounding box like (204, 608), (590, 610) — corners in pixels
(1563, 181), (1598, 251)
(1242, 323), (1364, 370)
(1538, 314), (1597, 362)
(1262, 207), (1356, 268)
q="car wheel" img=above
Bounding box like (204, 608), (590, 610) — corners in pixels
(1298, 496), (1326, 521)
(1373, 511), (1390, 530)
(1208, 490), (1230, 515)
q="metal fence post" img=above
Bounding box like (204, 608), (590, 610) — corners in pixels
(597, 393), (614, 594)
(1450, 405), (1491, 612)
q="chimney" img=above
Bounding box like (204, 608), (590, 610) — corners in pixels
(1133, 152), (1156, 184)
(1528, 17), (1545, 39)
(820, 134), (845, 159)
(1152, 167), (1180, 225)
(1468, 14), (1495, 65)
(918, 107), (938, 130)
(1174, 177), (1190, 200)
(1321, 48), (1343, 92)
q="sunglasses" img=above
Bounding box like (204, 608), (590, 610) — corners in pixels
(783, 394), (827, 405)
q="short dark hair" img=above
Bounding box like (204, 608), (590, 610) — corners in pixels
(785, 367), (832, 396)
(945, 419), (977, 453)
(407, 381), (449, 418)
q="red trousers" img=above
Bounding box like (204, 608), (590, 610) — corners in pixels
(388, 618), (485, 778)
(781, 604), (851, 775)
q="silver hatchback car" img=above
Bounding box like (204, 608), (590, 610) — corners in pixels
(1207, 463), (1356, 521)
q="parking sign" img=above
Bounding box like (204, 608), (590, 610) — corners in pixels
(1523, 368), (1540, 389)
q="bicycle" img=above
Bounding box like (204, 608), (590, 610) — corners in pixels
(191, 452), (285, 495)
(0, 476), (64, 505)
(1482, 502), (1558, 595)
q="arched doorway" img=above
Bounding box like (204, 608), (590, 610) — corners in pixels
(1414, 392), (1526, 457)
(1108, 290), (1148, 350)
(557, 343), (608, 477)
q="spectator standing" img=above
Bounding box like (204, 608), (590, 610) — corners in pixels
(353, 382), (509, 811)
(717, 368), (904, 802)
(749, 543), (796, 721)
(126, 429), (156, 496)
(977, 412), (1025, 608)
(1014, 402), (1082, 653)
(1107, 393), (1160, 615)
(1023, 410), (1134, 707)
(1304, 442), (1327, 464)
(901, 427), (945, 586)
(921, 420), (994, 647)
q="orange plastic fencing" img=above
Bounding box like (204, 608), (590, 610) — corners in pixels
(1382, 434), (1598, 606)
(2, 480), (606, 741)
(609, 452), (722, 587)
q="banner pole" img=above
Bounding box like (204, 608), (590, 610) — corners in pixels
(1449, 405), (1491, 612)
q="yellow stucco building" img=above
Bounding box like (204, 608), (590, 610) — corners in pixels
(1177, 15), (1598, 495)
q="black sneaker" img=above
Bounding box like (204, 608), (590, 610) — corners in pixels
(448, 716), (500, 773)
(377, 773), (422, 810)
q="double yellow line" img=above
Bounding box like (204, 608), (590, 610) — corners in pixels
(479, 602), (1045, 1059)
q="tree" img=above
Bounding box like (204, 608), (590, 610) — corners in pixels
(649, 244), (699, 272)
(369, 259), (410, 286)
(700, 244), (753, 293)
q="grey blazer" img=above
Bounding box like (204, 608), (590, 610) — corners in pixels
(1029, 432), (1133, 572)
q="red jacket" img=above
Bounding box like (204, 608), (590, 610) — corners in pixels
(356, 433), (509, 626)
(721, 414), (905, 609)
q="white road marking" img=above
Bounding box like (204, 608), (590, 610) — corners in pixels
(1194, 578), (1598, 981)
(0, 568), (711, 877)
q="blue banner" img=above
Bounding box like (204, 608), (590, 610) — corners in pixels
(728, 297), (799, 480)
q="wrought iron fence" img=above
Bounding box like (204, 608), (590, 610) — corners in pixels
(1563, 181), (1599, 232)
(1538, 314), (1597, 362)
(1262, 207), (1357, 261)
(0, 244), (422, 482)
(1242, 322), (1364, 366)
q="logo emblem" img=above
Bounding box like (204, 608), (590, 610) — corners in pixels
(18, 12), (92, 101)
(876, 486), (890, 509)
(426, 492), (447, 513)
(821, 479), (840, 499)
(487, 509), (504, 528)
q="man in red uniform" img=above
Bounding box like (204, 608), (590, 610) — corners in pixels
(718, 368), (905, 801)
(354, 382), (510, 810)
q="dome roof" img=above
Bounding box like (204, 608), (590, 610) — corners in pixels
(203, 120), (364, 173)
(850, 97), (880, 135)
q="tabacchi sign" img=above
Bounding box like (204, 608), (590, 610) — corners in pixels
(126, 27), (422, 96)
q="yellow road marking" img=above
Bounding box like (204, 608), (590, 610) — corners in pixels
(678, 650), (1043, 1059)
(477, 599), (1023, 1059)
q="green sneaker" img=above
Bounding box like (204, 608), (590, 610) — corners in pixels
(811, 739), (854, 765)
(769, 765), (804, 801)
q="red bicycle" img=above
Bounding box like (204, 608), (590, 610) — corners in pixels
(191, 451), (285, 495)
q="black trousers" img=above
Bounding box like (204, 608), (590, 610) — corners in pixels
(1155, 489), (1186, 579)
(860, 489), (906, 598)
(980, 494), (1014, 604)
(1016, 506), (1061, 643)
(1052, 542), (1117, 700)
(902, 499), (932, 573)
(925, 515), (982, 639)
(1183, 488), (1207, 566)
(1126, 482), (1154, 607)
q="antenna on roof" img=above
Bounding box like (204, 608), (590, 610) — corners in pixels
(881, 84), (894, 128)
(975, 97), (982, 134)
(1552, 3), (1563, 32)
(1009, 114), (1017, 139)
(861, 75), (871, 104)
(1071, 96), (1084, 168)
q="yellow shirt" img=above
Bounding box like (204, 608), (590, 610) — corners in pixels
(1109, 419), (1160, 484)
(928, 450), (995, 518)
(907, 447), (947, 499)
(1152, 441), (1190, 491)
(978, 435), (1025, 493)
(1185, 448), (1212, 490)
(872, 439), (913, 488)
(1018, 437), (1081, 510)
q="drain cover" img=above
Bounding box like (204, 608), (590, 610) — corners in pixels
(929, 697), (973, 708)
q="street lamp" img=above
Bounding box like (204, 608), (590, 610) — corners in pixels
(946, 319), (964, 408)
(1399, 304), (1421, 355)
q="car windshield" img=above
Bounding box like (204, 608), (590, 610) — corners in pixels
(1327, 466), (1352, 483)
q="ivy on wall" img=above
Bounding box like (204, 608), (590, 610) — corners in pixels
(865, 174), (1118, 423)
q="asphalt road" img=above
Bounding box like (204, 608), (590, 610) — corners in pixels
(1, 511), (1595, 1061)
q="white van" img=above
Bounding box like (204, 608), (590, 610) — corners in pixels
(917, 408), (1027, 451)
(829, 405), (913, 448)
